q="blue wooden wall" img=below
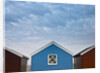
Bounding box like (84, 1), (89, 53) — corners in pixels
(31, 44), (73, 71)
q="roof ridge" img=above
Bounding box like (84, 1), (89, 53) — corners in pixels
(74, 45), (95, 56)
(5, 47), (29, 59)
(31, 41), (74, 56)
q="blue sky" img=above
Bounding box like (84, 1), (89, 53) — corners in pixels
(5, 1), (95, 63)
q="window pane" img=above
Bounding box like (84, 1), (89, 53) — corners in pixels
(48, 55), (57, 65)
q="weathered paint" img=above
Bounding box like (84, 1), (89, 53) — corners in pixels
(31, 44), (73, 71)
(21, 57), (28, 72)
(74, 55), (82, 69)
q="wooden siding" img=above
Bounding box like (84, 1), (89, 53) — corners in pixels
(21, 58), (28, 72)
(5, 50), (21, 72)
(74, 55), (82, 69)
(82, 48), (95, 68)
(31, 44), (73, 71)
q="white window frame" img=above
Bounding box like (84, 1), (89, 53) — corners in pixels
(48, 54), (57, 65)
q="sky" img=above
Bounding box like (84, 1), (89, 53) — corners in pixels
(5, 1), (95, 65)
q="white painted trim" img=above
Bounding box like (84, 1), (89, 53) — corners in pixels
(31, 41), (74, 56)
(80, 46), (95, 55)
(48, 54), (57, 65)
(5, 47), (28, 58)
(72, 57), (74, 69)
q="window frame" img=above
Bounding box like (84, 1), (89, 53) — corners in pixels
(48, 54), (57, 65)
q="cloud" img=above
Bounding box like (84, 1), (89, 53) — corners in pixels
(43, 26), (51, 32)
(10, 22), (18, 26)
(25, 36), (41, 40)
(5, 1), (95, 58)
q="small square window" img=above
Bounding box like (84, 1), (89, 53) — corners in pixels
(48, 55), (57, 65)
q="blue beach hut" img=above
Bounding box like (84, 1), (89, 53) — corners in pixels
(31, 41), (74, 71)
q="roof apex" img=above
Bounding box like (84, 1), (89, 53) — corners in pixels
(5, 47), (29, 59)
(31, 41), (74, 56)
(74, 45), (95, 56)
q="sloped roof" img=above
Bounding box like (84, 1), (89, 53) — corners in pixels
(31, 41), (74, 56)
(5, 47), (29, 59)
(74, 45), (95, 56)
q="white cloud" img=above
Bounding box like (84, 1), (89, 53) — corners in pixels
(26, 36), (41, 40)
(10, 22), (18, 27)
(43, 26), (51, 32)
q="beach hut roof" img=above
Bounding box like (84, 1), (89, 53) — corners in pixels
(74, 45), (95, 56)
(31, 41), (74, 56)
(5, 47), (29, 59)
